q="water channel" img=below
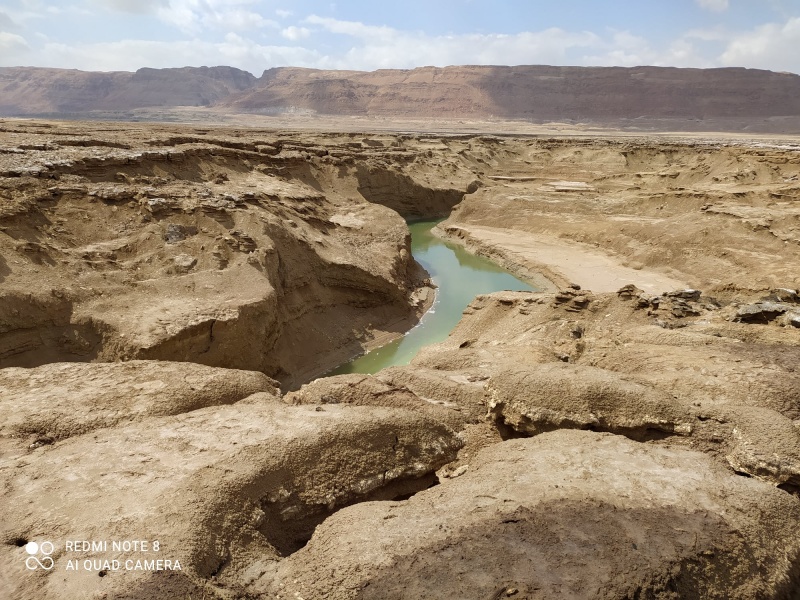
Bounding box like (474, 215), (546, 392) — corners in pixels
(329, 219), (537, 376)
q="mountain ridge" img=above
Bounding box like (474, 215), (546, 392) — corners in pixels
(2, 64), (800, 129)
(0, 65), (256, 114)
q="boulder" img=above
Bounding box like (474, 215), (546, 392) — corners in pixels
(0, 397), (461, 600)
(271, 430), (800, 600)
(735, 302), (791, 323)
(172, 253), (198, 273)
(287, 368), (493, 431)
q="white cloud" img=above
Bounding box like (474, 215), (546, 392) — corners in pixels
(202, 8), (277, 31)
(90, 0), (166, 14)
(0, 11), (18, 29)
(664, 38), (708, 66)
(154, 1), (200, 34)
(0, 31), (29, 52)
(582, 30), (654, 67)
(305, 14), (395, 39)
(3, 2), (56, 24)
(581, 29), (715, 69)
(720, 16), (800, 72)
(336, 29), (601, 70)
(29, 37), (323, 74)
(302, 16), (602, 70)
(281, 26), (310, 41)
(91, 0), (277, 34)
(3, 8), (800, 76)
(275, 9), (292, 18)
(696, 0), (729, 12)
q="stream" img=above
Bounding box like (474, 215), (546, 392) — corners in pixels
(329, 219), (537, 375)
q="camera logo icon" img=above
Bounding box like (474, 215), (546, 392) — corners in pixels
(24, 541), (54, 571)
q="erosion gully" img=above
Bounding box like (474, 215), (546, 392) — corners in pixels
(329, 218), (537, 376)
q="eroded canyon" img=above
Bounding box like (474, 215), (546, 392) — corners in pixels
(1, 119), (800, 599)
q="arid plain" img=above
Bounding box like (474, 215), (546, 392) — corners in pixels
(1, 115), (800, 600)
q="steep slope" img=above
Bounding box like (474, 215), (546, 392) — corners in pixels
(0, 120), (474, 388)
(2, 65), (800, 130)
(222, 65), (800, 121)
(0, 66), (256, 114)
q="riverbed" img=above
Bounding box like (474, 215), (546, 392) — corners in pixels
(330, 219), (537, 375)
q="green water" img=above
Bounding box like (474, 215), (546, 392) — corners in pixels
(329, 219), (536, 375)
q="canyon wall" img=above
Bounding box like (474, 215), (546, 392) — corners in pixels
(0, 120), (474, 388)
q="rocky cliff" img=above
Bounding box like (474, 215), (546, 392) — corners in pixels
(0, 120), (474, 388)
(224, 65), (800, 121)
(0, 66), (256, 114)
(2, 65), (800, 131)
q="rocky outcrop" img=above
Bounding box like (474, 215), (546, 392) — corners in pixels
(0, 362), (461, 600)
(354, 163), (467, 218)
(734, 288), (800, 325)
(284, 372), (472, 431)
(271, 430), (800, 599)
(0, 121), (478, 387)
(486, 362), (694, 439)
(437, 136), (800, 292)
(3, 119), (800, 598)
(0, 360), (277, 448)
(400, 288), (800, 488)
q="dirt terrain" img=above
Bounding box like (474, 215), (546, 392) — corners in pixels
(1, 118), (800, 599)
(436, 135), (800, 293)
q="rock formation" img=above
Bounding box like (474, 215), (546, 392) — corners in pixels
(0, 362), (460, 600)
(0, 120), (474, 387)
(271, 430), (800, 599)
(2, 65), (800, 131)
(223, 65), (800, 122)
(436, 135), (800, 292)
(2, 118), (800, 598)
(0, 360), (276, 446)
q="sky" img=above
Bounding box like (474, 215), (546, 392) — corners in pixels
(1, 0), (800, 76)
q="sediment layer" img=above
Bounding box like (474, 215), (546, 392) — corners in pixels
(4, 65), (800, 133)
(0, 120), (475, 387)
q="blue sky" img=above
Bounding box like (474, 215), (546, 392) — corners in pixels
(1, 0), (799, 75)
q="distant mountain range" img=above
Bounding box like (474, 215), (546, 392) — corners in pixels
(2, 64), (800, 130)
(0, 66), (256, 114)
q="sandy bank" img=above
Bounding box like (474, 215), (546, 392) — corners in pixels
(437, 224), (689, 294)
